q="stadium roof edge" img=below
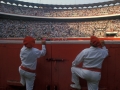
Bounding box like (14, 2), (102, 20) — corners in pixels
(0, 12), (120, 22)
(0, 0), (120, 8)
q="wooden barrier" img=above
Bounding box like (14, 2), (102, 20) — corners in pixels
(0, 39), (120, 90)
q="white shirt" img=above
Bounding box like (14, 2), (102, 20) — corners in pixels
(72, 46), (108, 69)
(20, 45), (46, 70)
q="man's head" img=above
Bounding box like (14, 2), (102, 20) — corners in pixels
(23, 36), (35, 48)
(90, 36), (102, 48)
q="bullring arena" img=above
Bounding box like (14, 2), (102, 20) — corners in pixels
(0, 0), (120, 90)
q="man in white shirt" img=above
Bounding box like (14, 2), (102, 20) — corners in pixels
(70, 36), (108, 90)
(19, 36), (46, 90)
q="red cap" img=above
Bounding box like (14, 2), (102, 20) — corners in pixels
(23, 36), (35, 48)
(90, 36), (102, 48)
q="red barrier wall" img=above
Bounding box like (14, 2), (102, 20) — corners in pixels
(0, 39), (120, 90)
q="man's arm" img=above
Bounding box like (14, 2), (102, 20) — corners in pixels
(40, 40), (46, 57)
(72, 50), (85, 67)
(100, 40), (108, 58)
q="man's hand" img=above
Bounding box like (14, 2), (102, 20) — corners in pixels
(41, 40), (46, 45)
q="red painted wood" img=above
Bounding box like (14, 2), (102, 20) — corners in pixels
(0, 44), (7, 89)
(34, 44), (52, 90)
(51, 44), (89, 90)
(6, 44), (22, 82)
(112, 47), (120, 90)
(0, 40), (120, 90)
(107, 46), (117, 90)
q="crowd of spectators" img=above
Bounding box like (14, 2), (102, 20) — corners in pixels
(0, 3), (120, 17)
(0, 19), (120, 39)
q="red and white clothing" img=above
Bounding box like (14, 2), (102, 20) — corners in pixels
(71, 46), (108, 90)
(19, 45), (46, 90)
(20, 45), (46, 70)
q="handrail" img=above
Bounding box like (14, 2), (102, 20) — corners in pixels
(0, 40), (120, 44)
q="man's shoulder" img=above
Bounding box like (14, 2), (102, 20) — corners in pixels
(82, 47), (90, 52)
(32, 47), (39, 51)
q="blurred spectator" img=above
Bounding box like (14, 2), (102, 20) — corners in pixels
(0, 3), (120, 17)
(0, 19), (120, 39)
